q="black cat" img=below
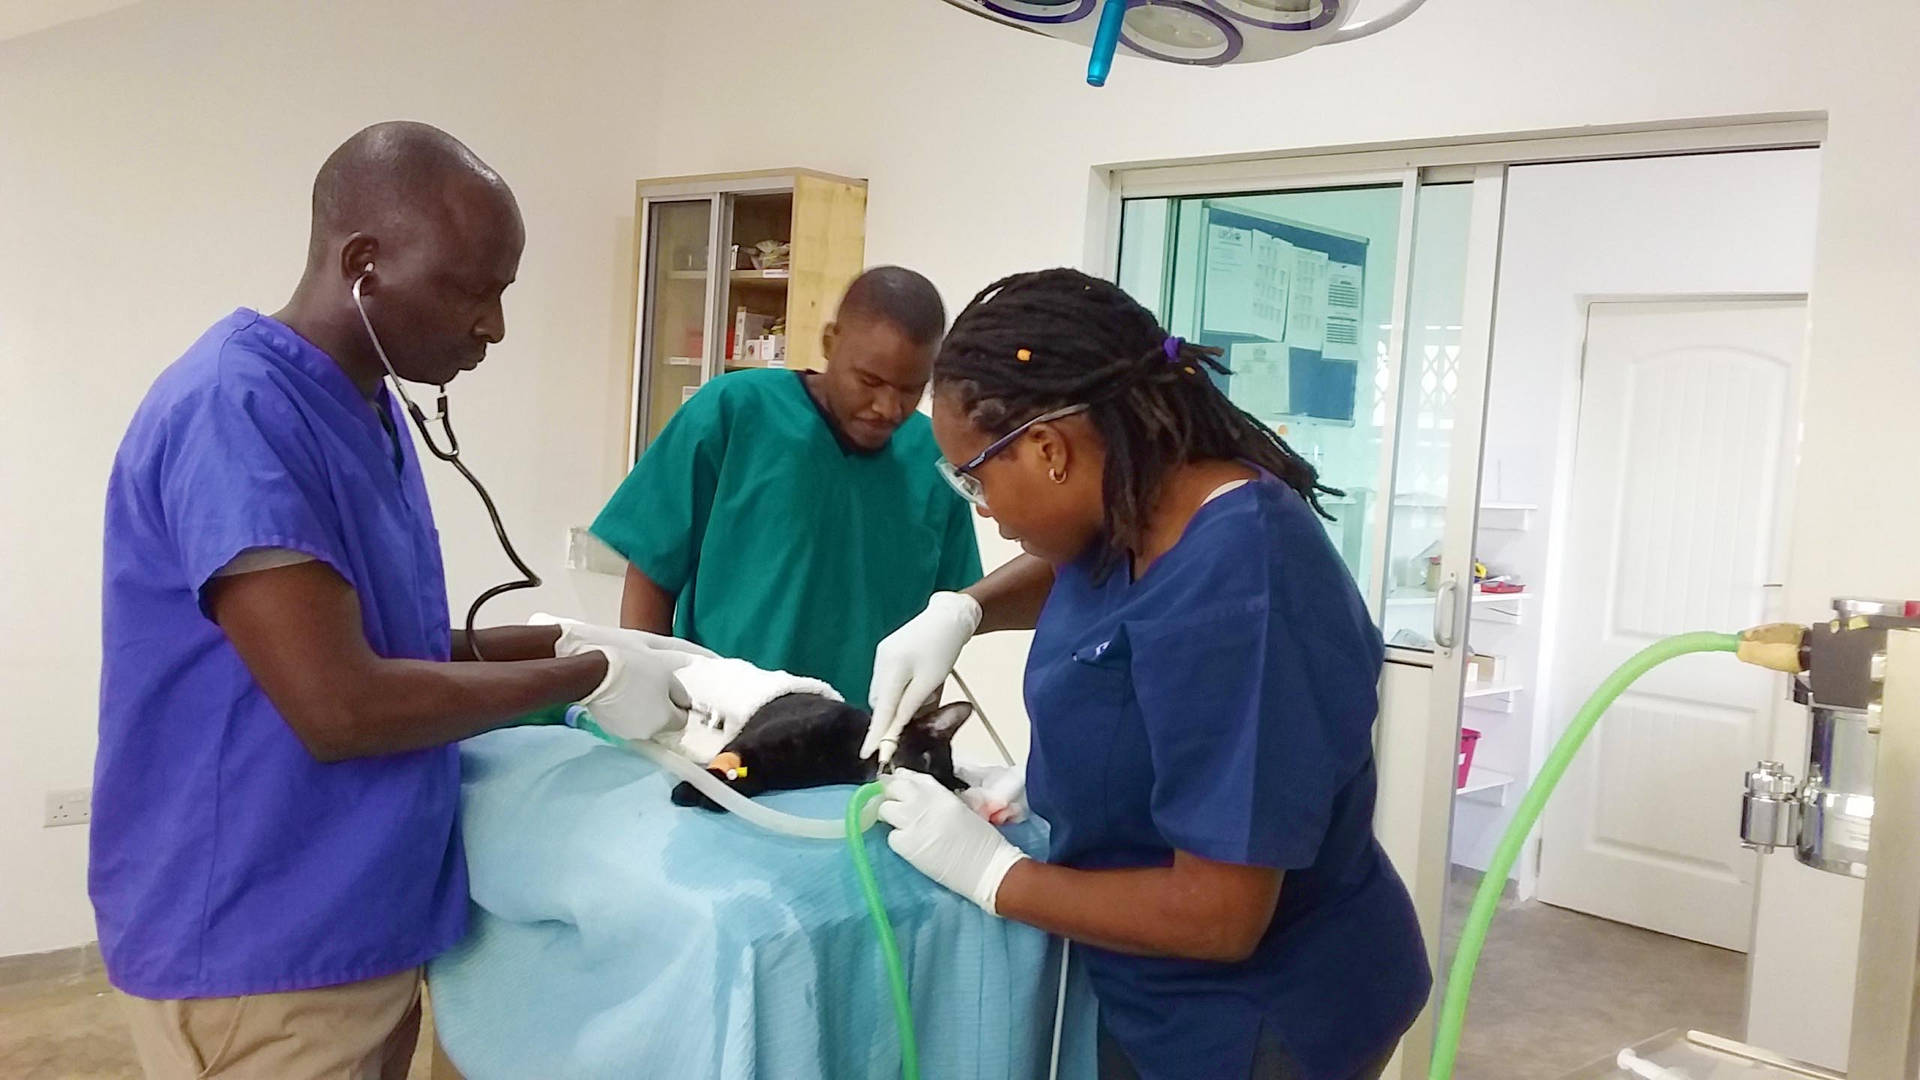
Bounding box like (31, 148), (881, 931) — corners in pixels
(669, 694), (972, 812)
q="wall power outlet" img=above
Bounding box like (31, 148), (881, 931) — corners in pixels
(45, 788), (91, 828)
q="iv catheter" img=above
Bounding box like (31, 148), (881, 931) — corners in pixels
(351, 275), (542, 661)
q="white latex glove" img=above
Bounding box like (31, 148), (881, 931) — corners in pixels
(877, 769), (1028, 915)
(575, 645), (702, 741)
(530, 613), (718, 661)
(955, 761), (1028, 826)
(862, 592), (982, 759)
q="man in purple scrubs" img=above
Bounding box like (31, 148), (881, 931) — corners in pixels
(94, 122), (692, 1078)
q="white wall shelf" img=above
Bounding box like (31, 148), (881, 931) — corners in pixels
(1456, 766), (1515, 806)
(1470, 591), (1533, 626)
(1463, 681), (1522, 697)
(1463, 681), (1524, 713)
(1386, 589), (1535, 612)
(1370, 495), (1538, 532)
(1475, 502), (1537, 531)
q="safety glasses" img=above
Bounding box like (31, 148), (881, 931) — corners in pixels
(936, 403), (1090, 508)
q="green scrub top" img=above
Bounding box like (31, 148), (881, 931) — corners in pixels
(592, 369), (983, 710)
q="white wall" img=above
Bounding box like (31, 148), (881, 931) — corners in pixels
(0, 0), (665, 956)
(1457, 150), (1823, 885)
(5, 0), (1917, 1067)
(0, 0), (141, 43)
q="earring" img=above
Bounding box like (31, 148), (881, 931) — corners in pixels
(1049, 467), (1066, 484)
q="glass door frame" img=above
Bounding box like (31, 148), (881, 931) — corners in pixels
(1096, 117), (1823, 1080)
(1109, 166), (1500, 1077)
(627, 173), (804, 465)
(631, 192), (720, 464)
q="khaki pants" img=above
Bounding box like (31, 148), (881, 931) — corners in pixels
(120, 967), (422, 1080)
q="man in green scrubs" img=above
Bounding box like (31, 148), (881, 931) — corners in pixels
(592, 266), (981, 709)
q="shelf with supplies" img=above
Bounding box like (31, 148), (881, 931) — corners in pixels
(730, 269), (790, 288)
(630, 168), (867, 455)
(1456, 766), (1515, 805)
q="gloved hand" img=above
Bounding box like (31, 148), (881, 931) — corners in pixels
(862, 592), (982, 759)
(574, 644), (703, 741)
(955, 760), (1028, 826)
(877, 769), (1028, 915)
(530, 613), (718, 661)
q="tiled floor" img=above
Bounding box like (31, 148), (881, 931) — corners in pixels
(1440, 866), (1747, 1078)
(0, 965), (436, 1080)
(3, 881), (1741, 1080)
(0, 970), (137, 1080)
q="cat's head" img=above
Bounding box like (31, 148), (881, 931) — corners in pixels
(886, 700), (973, 791)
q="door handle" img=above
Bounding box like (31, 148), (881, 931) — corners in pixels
(1433, 573), (1460, 651)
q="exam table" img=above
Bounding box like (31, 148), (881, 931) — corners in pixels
(427, 727), (1096, 1079)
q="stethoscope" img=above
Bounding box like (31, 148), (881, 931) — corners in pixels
(352, 268), (540, 661)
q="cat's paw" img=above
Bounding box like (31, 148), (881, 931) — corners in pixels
(956, 762), (1028, 826)
(960, 787), (1025, 826)
(670, 778), (727, 812)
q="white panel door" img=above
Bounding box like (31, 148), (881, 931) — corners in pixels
(1536, 299), (1804, 950)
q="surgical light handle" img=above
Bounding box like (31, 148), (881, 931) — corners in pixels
(1085, 0), (1127, 87)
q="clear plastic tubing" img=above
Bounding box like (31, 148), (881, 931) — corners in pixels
(565, 706), (878, 839)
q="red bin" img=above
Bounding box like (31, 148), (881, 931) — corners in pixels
(1457, 728), (1482, 789)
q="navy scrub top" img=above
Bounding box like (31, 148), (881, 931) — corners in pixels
(1024, 474), (1430, 1080)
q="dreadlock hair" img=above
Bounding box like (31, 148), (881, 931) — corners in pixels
(935, 268), (1341, 581)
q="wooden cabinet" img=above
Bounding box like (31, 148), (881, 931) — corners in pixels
(627, 169), (867, 459)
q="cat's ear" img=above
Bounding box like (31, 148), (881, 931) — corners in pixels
(908, 702), (973, 741)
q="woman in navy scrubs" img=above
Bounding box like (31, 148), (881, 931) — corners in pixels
(871, 269), (1430, 1080)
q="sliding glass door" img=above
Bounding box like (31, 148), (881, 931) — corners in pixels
(1115, 165), (1507, 1079)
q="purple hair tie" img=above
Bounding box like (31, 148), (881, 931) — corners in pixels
(1163, 336), (1184, 362)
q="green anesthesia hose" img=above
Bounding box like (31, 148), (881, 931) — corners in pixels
(572, 631), (1753, 1080)
(849, 782), (920, 1080)
(1428, 630), (1740, 1080)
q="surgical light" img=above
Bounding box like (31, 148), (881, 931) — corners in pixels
(937, 0), (1431, 86)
